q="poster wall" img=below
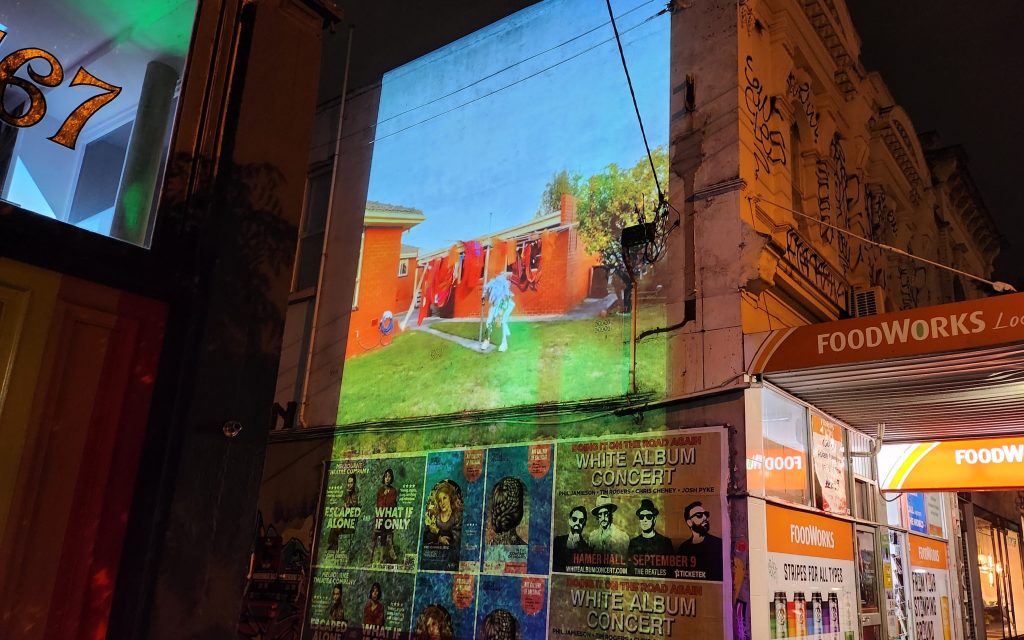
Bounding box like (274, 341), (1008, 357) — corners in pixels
(306, 428), (728, 639)
(765, 503), (857, 639)
(908, 534), (952, 640)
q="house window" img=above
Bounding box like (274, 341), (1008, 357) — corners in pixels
(512, 239), (542, 270)
(398, 259), (409, 277)
(293, 169), (331, 292)
(0, 0), (198, 247)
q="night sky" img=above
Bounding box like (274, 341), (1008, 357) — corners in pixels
(848, 1), (1024, 287)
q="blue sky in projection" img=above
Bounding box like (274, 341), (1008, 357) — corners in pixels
(365, 0), (669, 255)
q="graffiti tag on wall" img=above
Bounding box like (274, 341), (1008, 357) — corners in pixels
(786, 73), (820, 143)
(743, 56), (787, 176)
(813, 134), (864, 273)
(783, 228), (850, 312)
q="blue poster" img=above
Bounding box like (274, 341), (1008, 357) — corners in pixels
(412, 572), (478, 640)
(907, 492), (927, 533)
(476, 575), (549, 640)
(482, 444), (554, 575)
(421, 449), (487, 572)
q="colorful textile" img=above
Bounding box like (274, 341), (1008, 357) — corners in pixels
(462, 240), (484, 284)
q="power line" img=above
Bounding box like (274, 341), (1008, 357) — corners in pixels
(310, 6), (667, 154)
(749, 194), (1017, 293)
(371, 0), (659, 134)
(605, 0), (663, 200)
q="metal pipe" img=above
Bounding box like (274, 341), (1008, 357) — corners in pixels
(630, 277), (638, 393)
(298, 24), (353, 427)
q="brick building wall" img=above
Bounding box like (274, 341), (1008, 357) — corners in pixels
(346, 226), (403, 358)
(394, 256), (416, 313)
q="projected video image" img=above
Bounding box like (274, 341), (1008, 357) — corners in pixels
(339, 0), (671, 423)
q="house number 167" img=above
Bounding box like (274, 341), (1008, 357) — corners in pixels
(0, 30), (122, 151)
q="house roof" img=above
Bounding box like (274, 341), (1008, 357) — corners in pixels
(416, 211), (568, 262)
(400, 244), (419, 258)
(364, 201), (425, 230)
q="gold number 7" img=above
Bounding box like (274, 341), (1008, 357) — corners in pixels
(48, 66), (122, 150)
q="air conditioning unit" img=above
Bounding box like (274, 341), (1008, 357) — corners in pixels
(851, 286), (885, 317)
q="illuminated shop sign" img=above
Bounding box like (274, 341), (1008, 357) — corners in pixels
(879, 435), (1024, 491)
(748, 292), (1024, 373)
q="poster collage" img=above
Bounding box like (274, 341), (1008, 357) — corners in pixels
(305, 429), (727, 639)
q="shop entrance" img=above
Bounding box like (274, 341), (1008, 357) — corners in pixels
(975, 511), (1024, 639)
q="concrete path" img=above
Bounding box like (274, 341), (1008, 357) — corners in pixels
(416, 323), (494, 352)
(407, 294), (618, 353)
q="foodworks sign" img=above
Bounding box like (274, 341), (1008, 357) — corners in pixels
(879, 436), (1024, 491)
(748, 292), (1024, 373)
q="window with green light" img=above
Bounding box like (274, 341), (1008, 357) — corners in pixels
(0, 0), (197, 247)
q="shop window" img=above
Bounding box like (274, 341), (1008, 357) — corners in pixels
(884, 492), (907, 529)
(924, 493), (945, 538)
(749, 388), (810, 504)
(0, 2), (197, 247)
(810, 413), (849, 516)
(854, 478), (876, 522)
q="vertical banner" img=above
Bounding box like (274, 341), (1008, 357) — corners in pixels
(421, 450), (486, 572)
(548, 428), (727, 639)
(810, 414), (848, 515)
(908, 535), (952, 640)
(412, 572), (478, 639)
(482, 444), (554, 575)
(765, 503), (857, 639)
(476, 575), (549, 639)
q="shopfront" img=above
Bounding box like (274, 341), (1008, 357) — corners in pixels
(745, 292), (1024, 640)
(746, 385), (961, 640)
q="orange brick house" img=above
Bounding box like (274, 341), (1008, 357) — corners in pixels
(345, 195), (605, 358)
(346, 202), (424, 358)
(419, 194), (602, 319)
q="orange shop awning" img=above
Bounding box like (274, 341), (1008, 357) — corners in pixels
(744, 292), (1024, 443)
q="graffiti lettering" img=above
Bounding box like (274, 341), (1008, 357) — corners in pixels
(786, 73), (820, 143)
(815, 159), (832, 244)
(743, 56), (787, 176)
(784, 228), (850, 312)
(813, 135), (863, 272)
(897, 255), (926, 311)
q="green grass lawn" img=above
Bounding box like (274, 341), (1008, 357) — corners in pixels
(337, 306), (667, 424)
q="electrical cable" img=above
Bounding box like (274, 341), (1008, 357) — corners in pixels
(370, 0), (658, 135)
(308, 6), (667, 154)
(605, 0), (664, 200)
(749, 194), (1017, 294)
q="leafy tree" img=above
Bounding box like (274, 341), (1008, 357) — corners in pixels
(575, 146), (668, 310)
(535, 169), (582, 217)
